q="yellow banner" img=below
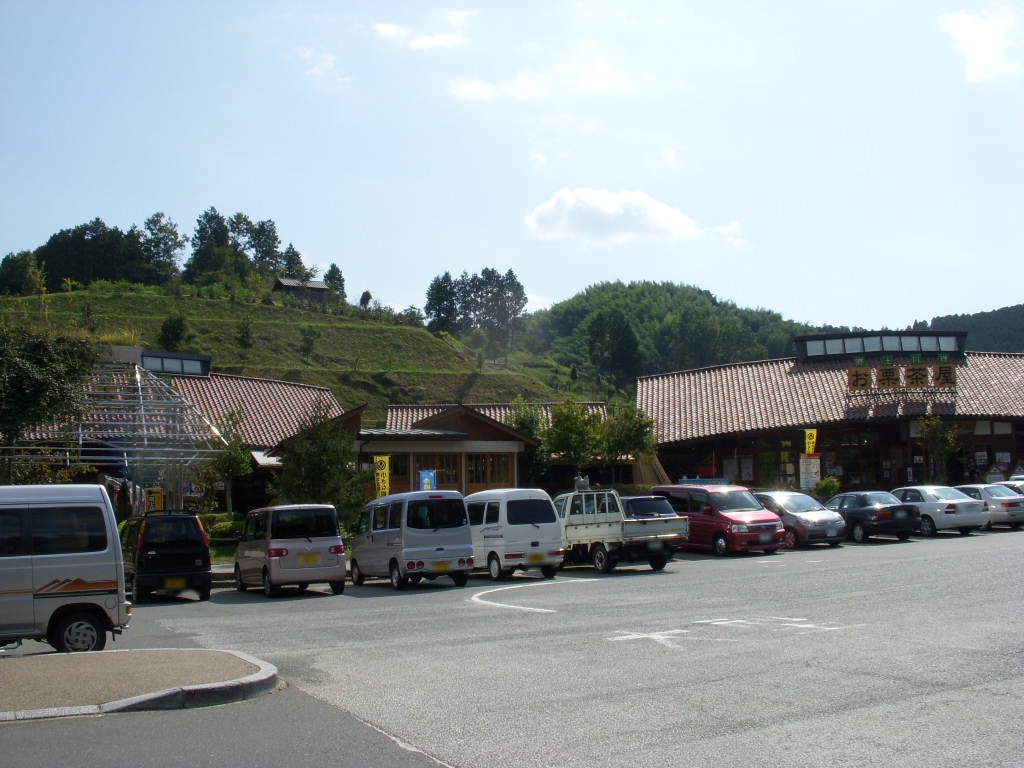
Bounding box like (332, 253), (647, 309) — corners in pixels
(804, 429), (817, 454)
(374, 455), (390, 498)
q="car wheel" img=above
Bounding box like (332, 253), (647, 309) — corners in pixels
(782, 528), (798, 549)
(897, 532), (911, 541)
(262, 569), (280, 597)
(958, 527), (973, 535)
(130, 576), (148, 604)
(920, 515), (937, 537)
(451, 572), (469, 587)
(234, 565), (248, 592)
(648, 555), (667, 571)
(592, 544), (614, 573)
(828, 541), (841, 547)
(712, 534), (729, 556)
(1009, 523), (1021, 530)
(350, 560), (365, 585)
(198, 588), (211, 601)
(329, 580), (345, 595)
(297, 582), (309, 590)
(488, 554), (506, 581)
(541, 565), (557, 579)
(53, 612), (106, 653)
(389, 561), (407, 590)
(852, 523), (869, 543)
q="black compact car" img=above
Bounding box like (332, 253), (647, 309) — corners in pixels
(120, 510), (212, 602)
(822, 492), (922, 543)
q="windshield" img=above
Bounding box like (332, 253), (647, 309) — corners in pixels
(507, 499), (557, 525)
(712, 490), (763, 512)
(406, 498), (468, 529)
(272, 508), (340, 539)
(778, 494), (825, 513)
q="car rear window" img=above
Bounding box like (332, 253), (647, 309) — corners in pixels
(507, 499), (557, 525)
(143, 517), (205, 545)
(406, 499), (468, 529)
(272, 508), (340, 539)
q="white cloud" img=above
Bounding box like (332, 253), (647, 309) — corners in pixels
(376, 11), (475, 50)
(525, 188), (740, 246)
(298, 47), (348, 81)
(940, 2), (1021, 82)
(450, 40), (631, 101)
(449, 77), (496, 100)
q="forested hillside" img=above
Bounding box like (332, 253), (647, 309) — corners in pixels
(927, 305), (1024, 353)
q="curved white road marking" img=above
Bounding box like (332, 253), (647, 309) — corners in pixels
(470, 577), (597, 613)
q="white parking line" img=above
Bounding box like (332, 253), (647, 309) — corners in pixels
(470, 577), (597, 613)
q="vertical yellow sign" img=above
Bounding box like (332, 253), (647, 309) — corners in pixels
(804, 429), (817, 454)
(374, 456), (390, 498)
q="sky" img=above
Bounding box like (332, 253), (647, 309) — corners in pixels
(1, 1), (1021, 331)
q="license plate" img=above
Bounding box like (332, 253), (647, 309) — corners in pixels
(758, 533), (772, 543)
(299, 553), (319, 566)
(648, 540), (663, 551)
(432, 561), (450, 574)
(164, 577), (186, 590)
(895, 510), (907, 519)
(528, 554), (544, 564)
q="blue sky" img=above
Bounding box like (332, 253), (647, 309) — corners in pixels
(2, 1), (1020, 331)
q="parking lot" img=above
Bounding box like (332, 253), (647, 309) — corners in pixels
(94, 528), (1017, 767)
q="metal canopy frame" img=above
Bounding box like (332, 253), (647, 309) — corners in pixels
(8, 364), (226, 489)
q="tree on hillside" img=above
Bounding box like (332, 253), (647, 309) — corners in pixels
(586, 307), (642, 388)
(182, 207), (233, 284)
(136, 212), (186, 284)
(299, 324), (321, 364)
(425, 271), (460, 333)
(272, 398), (371, 530)
(0, 327), (97, 483)
(250, 219), (283, 276)
(158, 312), (192, 351)
(323, 264), (346, 301)
(0, 250), (38, 295)
(34, 218), (149, 292)
(546, 397), (601, 476)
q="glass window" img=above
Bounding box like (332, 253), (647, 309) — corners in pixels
(273, 507), (340, 538)
(900, 335), (920, 351)
(881, 335), (900, 351)
(938, 336), (959, 352)
(163, 357), (183, 373)
(0, 510), (24, 557)
(182, 359), (203, 374)
(31, 506), (107, 554)
(484, 501), (499, 524)
(406, 499), (468, 529)
(843, 337), (864, 354)
(507, 499), (557, 524)
(805, 340), (825, 356)
(919, 336), (938, 351)
(825, 338), (844, 355)
(467, 502), (485, 526)
(863, 336), (882, 352)
(388, 502), (403, 529)
(356, 510), (371, 535)
(371, 505), (389, 531)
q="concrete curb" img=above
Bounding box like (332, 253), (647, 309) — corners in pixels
(1, 649), (280, 722)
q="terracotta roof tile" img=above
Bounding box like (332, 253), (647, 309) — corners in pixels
(386, 402), (608, 430)
(637, 352), (1024, 445)
(171, 373), (343, 449)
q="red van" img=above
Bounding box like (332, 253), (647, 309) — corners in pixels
(650, 484), (784, 555)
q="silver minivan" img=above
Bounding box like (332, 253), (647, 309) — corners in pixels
(350, 490), (473, 590)
(0, 484), (132, 652)
(465, 488), (563, 580)
(234, 504), (347, 597)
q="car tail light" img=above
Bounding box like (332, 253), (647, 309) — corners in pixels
(458, 557), (473, 566)
(406, 561), (415, 570)
(505, 552), (526, 561)
(329, 544), (345, 554)
(876, 509), (892, 520)
(550, 549), (565, 556)
(268, 547), (288, 558)
(195, 518), (210, 547)
(944, 503), (957, 514)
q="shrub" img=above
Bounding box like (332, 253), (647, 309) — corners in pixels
(812, 475), (840, 500)
(208, 520), (243, 540)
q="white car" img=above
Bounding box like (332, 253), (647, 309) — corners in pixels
(955, 484), (1024, 529)
(890, 485), (988, 536)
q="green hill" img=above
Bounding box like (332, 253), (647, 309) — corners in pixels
(0, 286), (567, 428)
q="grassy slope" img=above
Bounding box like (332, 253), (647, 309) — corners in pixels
(1, 289), (568, 427)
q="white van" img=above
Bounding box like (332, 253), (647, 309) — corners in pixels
(350, 490), (473, 590)
(0, 484), (131, 652)
(464, 488), (563, 580)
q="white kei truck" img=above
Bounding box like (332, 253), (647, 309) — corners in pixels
(551, 481), (689, 573)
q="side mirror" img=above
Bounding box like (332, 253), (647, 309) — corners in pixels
(702, 505), (714, 515)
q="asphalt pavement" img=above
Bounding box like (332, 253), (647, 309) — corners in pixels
(0, 564), (280, 722)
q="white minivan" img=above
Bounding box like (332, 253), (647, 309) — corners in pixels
(350, 490), (473, 590)
(465, 488), (563, 580)
(0, 484), (132, 652)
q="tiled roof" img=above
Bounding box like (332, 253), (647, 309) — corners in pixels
(386, 402), (609, 430)
(274, 277), (330, 291)
(171, 373), (343, 449)
(637, 352), (1024, 445)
